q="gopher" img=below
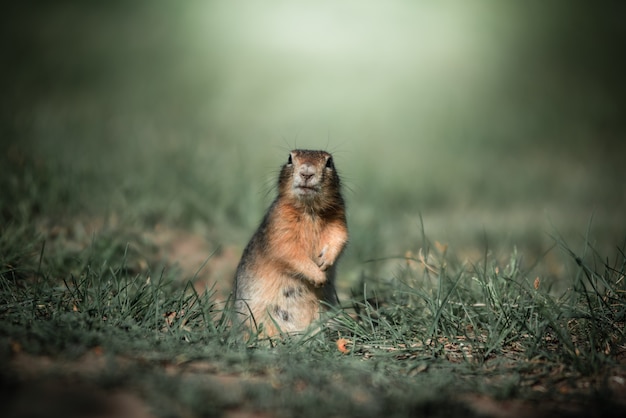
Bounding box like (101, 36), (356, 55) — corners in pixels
(233, 149), (348, 337)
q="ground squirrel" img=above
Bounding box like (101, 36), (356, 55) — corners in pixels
(233, 149), (348, 337)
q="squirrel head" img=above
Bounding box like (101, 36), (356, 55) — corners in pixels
(278, 149), (343, 212)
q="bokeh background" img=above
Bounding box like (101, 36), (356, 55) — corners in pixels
(2, 1), (625, 284)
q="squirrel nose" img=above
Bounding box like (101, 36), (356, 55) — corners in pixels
(299, 164), (315, 181)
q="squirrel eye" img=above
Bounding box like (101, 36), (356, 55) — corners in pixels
(325, 156), (333, 169)
(287, 154), (293, 165)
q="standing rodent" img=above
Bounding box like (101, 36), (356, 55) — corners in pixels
(233, 149), (348, 337)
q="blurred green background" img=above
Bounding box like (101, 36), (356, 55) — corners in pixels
(2, 1), (625, 280)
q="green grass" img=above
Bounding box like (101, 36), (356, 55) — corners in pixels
(1, 146), (625, 416)
(1, 189), (625, 416)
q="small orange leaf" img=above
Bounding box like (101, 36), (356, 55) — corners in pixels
(534, 277), (540, 290)
(434, 241), (448, 255)
(336, 338), (351, 354)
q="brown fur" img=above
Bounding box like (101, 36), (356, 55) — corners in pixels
(233, 150), (348, 337)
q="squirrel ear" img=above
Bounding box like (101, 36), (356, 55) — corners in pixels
(287, 153), (293, 165)
(325, 156), (334, 169)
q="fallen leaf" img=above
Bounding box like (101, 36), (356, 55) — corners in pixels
(336, 338), (351, 354)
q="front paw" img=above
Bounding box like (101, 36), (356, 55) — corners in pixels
(308, 267), (327, 287)
(317, 246), (333, 271)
